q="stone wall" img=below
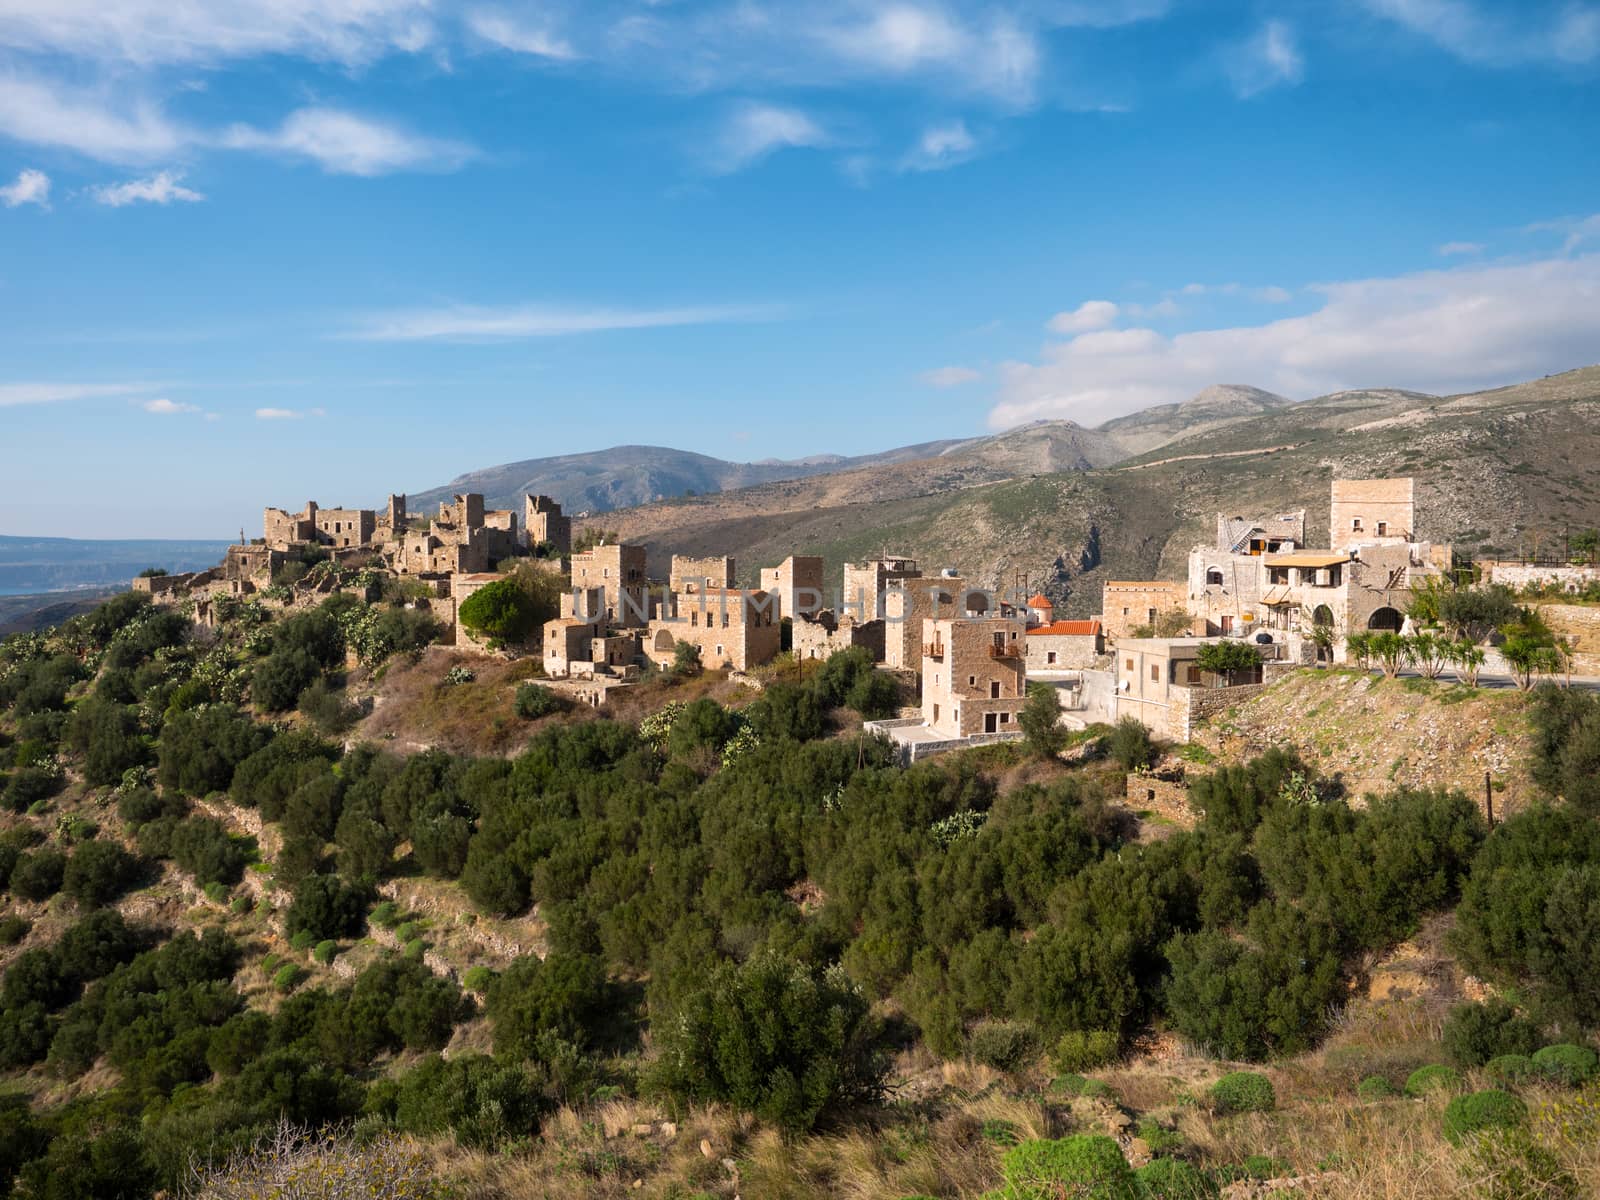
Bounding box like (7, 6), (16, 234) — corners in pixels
(670, 555), (736, 593)
(1482, 562), (1600, 591)
(882, 577), (973, 668)
(793, 612), (885, 661)
(1170, 662), (1299, 743)
(1330, 477), (1414, 545)
(1534, 603), (1600, 673)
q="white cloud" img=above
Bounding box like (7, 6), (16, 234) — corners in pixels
(0, 167), (48, 207)
(1526, 213), (1600, 253)
(0, 72), (186, 162)
(900, 119), (979, 171)
(222, 107), (475, 176)
(1438, 240), (1485, 256)
(0, 0), (435, 67)
(990, 253), (1600, 429)
(1047, 300), (1119, 334)
(819, 5), (1040, 104)
(709, 102), (830, 173)
(1226, 19), (1304, 98)
(142, 397), (201, 414)
(1360, 0), (1600, 66)
(1180, 281), (1294, 303)
(0, 381), (154, 407)
(342, 302), (773, 342)
(92, 170), (205, 206)
(467, 8), (578, 60)
(920, 365), (981, 388)
(256, 407), (306, 419)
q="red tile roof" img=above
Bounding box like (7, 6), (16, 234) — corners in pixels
(1026, 593), (1054, 609)
(1027, 619), (1101, 637)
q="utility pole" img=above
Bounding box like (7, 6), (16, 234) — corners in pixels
(1484, 770), (1494, 828)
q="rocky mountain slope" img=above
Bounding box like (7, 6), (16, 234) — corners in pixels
(585, 366), (1600, 615)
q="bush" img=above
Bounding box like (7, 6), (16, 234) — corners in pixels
(458, 579), (538, 645)
(1443, 999), (1542, 1068)
(1052, 1029), (1119, 1073)
(393, 1053), (548, 1149)
(462, 966), (495, 993)
(9, 849), (66, 901)
(487, 952), (611, 1059)
(1050, 1074), (1115, 1100)
(1531, 1043), (1598, 1086)
(61, 840), (141, 908)
(1357, 1075), (1398, 1099)
(273, 964), (302, 992)
(1404, 1065), (1462, 1097)
(253, 648), (322, 712)
(0, 915), (29, 945)
(313, 940), (337, 965)
(514, 683), (567, 720)
(1136, 1156), (1219, 1199)
(1019, 683), (1067, 760)
(1486, 1054), (1536, 1085)
(284, 875), (369, 943)
(1443, 1090), (1528, 1145)
(1210, 1071), (1275, 1114)
(967, 1019), (1036, 1072)
(1000, 1136), (1138, 1200)
(289, 929), (317, 951)
(650, 954), (887, 1133)
(1105, 716), (1156, 771)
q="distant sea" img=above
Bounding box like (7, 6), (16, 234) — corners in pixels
(0, 535), (233, 596)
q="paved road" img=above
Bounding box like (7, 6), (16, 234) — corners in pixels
(1356, 666), (1600, 693)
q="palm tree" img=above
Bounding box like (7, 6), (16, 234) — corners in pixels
(1449, 640), (1485, 687)
(1369, 631), (1411, 679)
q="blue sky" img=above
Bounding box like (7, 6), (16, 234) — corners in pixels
(0, 0), (1596, 538)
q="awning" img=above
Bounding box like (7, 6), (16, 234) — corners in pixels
(1265, 552), (1351, 568)
(1260, 585), (1293, 605)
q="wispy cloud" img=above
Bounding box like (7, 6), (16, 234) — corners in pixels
(0, 381), (155, 407)
(0, 72), (186, 163)
(709, 102), (831, 174)
(0, 167), (49, 208)
(1359, 0), (1600, 66)
(1225, 19), (1304, 97)
(1525, 213), (1600, 253)
(1047, 300), (1119, 334)
(900, 120), (979, 172)
(1438, 240), (1485, 256)
(92, 170), (204, 206)
(141, 397), (202, 414)
(0, 0), (435, 67)
(920, 365), (981, 388)
(466, 8), (578, 60)
(222, 107), (475, 176)
(991, 252), (1600, 428)
(255, 406), (325, 420)
(341, 302), (776, 342)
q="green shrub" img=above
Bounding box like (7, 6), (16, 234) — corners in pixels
(1105, 717), (1156, 771)
(203, 880), (228, 905)
(313, 940), (337, 965)
(1486, 1054), (1536, 1085)
(458, 580), (538, 645)
(290, 929), (317, 952)
(1001, 1136), (1138, 1200)
(1050, 1074), (1114, 1100)
(9, 849), (66, 901)
(394, 920), (421, 943)
(981, 1119), (1021, 1147)
(1442, 999), (1542, 1068)
(1052, 1029), (1119, 1073)
(273, 964), (301, 992)
(1404, 1065), (1462, 1097)
(1136, 1156), (1219, 1199)
(61, 840), (142, 908)
(229, 895), (252, 915)
(1531, 1044), (1598, 1086)
(967, 1019), (1037, 1072)
(1210, 1071), (1275, 1114)
(1242, 1155), (1288, 1179)
(514, 683), (567, 720)
(404, 938), (426, 959)
(1466, 1129), (1582, 1200)
(1443, 1090), (1528, 1145)
(461, 966), (495, 994)
(1356, 1075), (1398, 1099)
(1136, 1117), (1183, 1155)
(371, 900), (401, 928)
(0, 915), (29, 945)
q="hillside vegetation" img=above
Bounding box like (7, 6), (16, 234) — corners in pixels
(0, 590), (1597, 1198)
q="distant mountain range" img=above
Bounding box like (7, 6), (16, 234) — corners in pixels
(409, 383), (1295, 515)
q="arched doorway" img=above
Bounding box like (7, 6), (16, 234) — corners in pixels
(653, 629), (675, 654)
(1206, 568), (1224, 586)
(1311, 605), (1336, 662)
(1367, 607), (1403, 633)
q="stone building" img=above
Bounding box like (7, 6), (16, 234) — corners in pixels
(792, 610), (885, 661)
(1100, 580), (1194, 643)
(1256, 542), (1441, 641)
(920, 615), (1028, 739)
(1187, 509), (1306, 634)
(544, 617), (599, 677)
(882, 575), (985, 669)
(524, 495), (571, 557)
(571, 543), (651, 627)
(843, 556), (922, 620)
(450, 573), (503, 650)
(646, 586), (781, 672)
(1331, 478), (1414, 548)
(1025, 619), (1103, 671)
(759, 555), (825, 622)
(262, 501), (375, 550)
(669, 555), (736, 594)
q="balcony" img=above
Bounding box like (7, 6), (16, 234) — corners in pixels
(988, 642), (1022, 659)
(922, 642), (945, 659)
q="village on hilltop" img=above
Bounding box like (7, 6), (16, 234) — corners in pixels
(134, 475), (1598, 761)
